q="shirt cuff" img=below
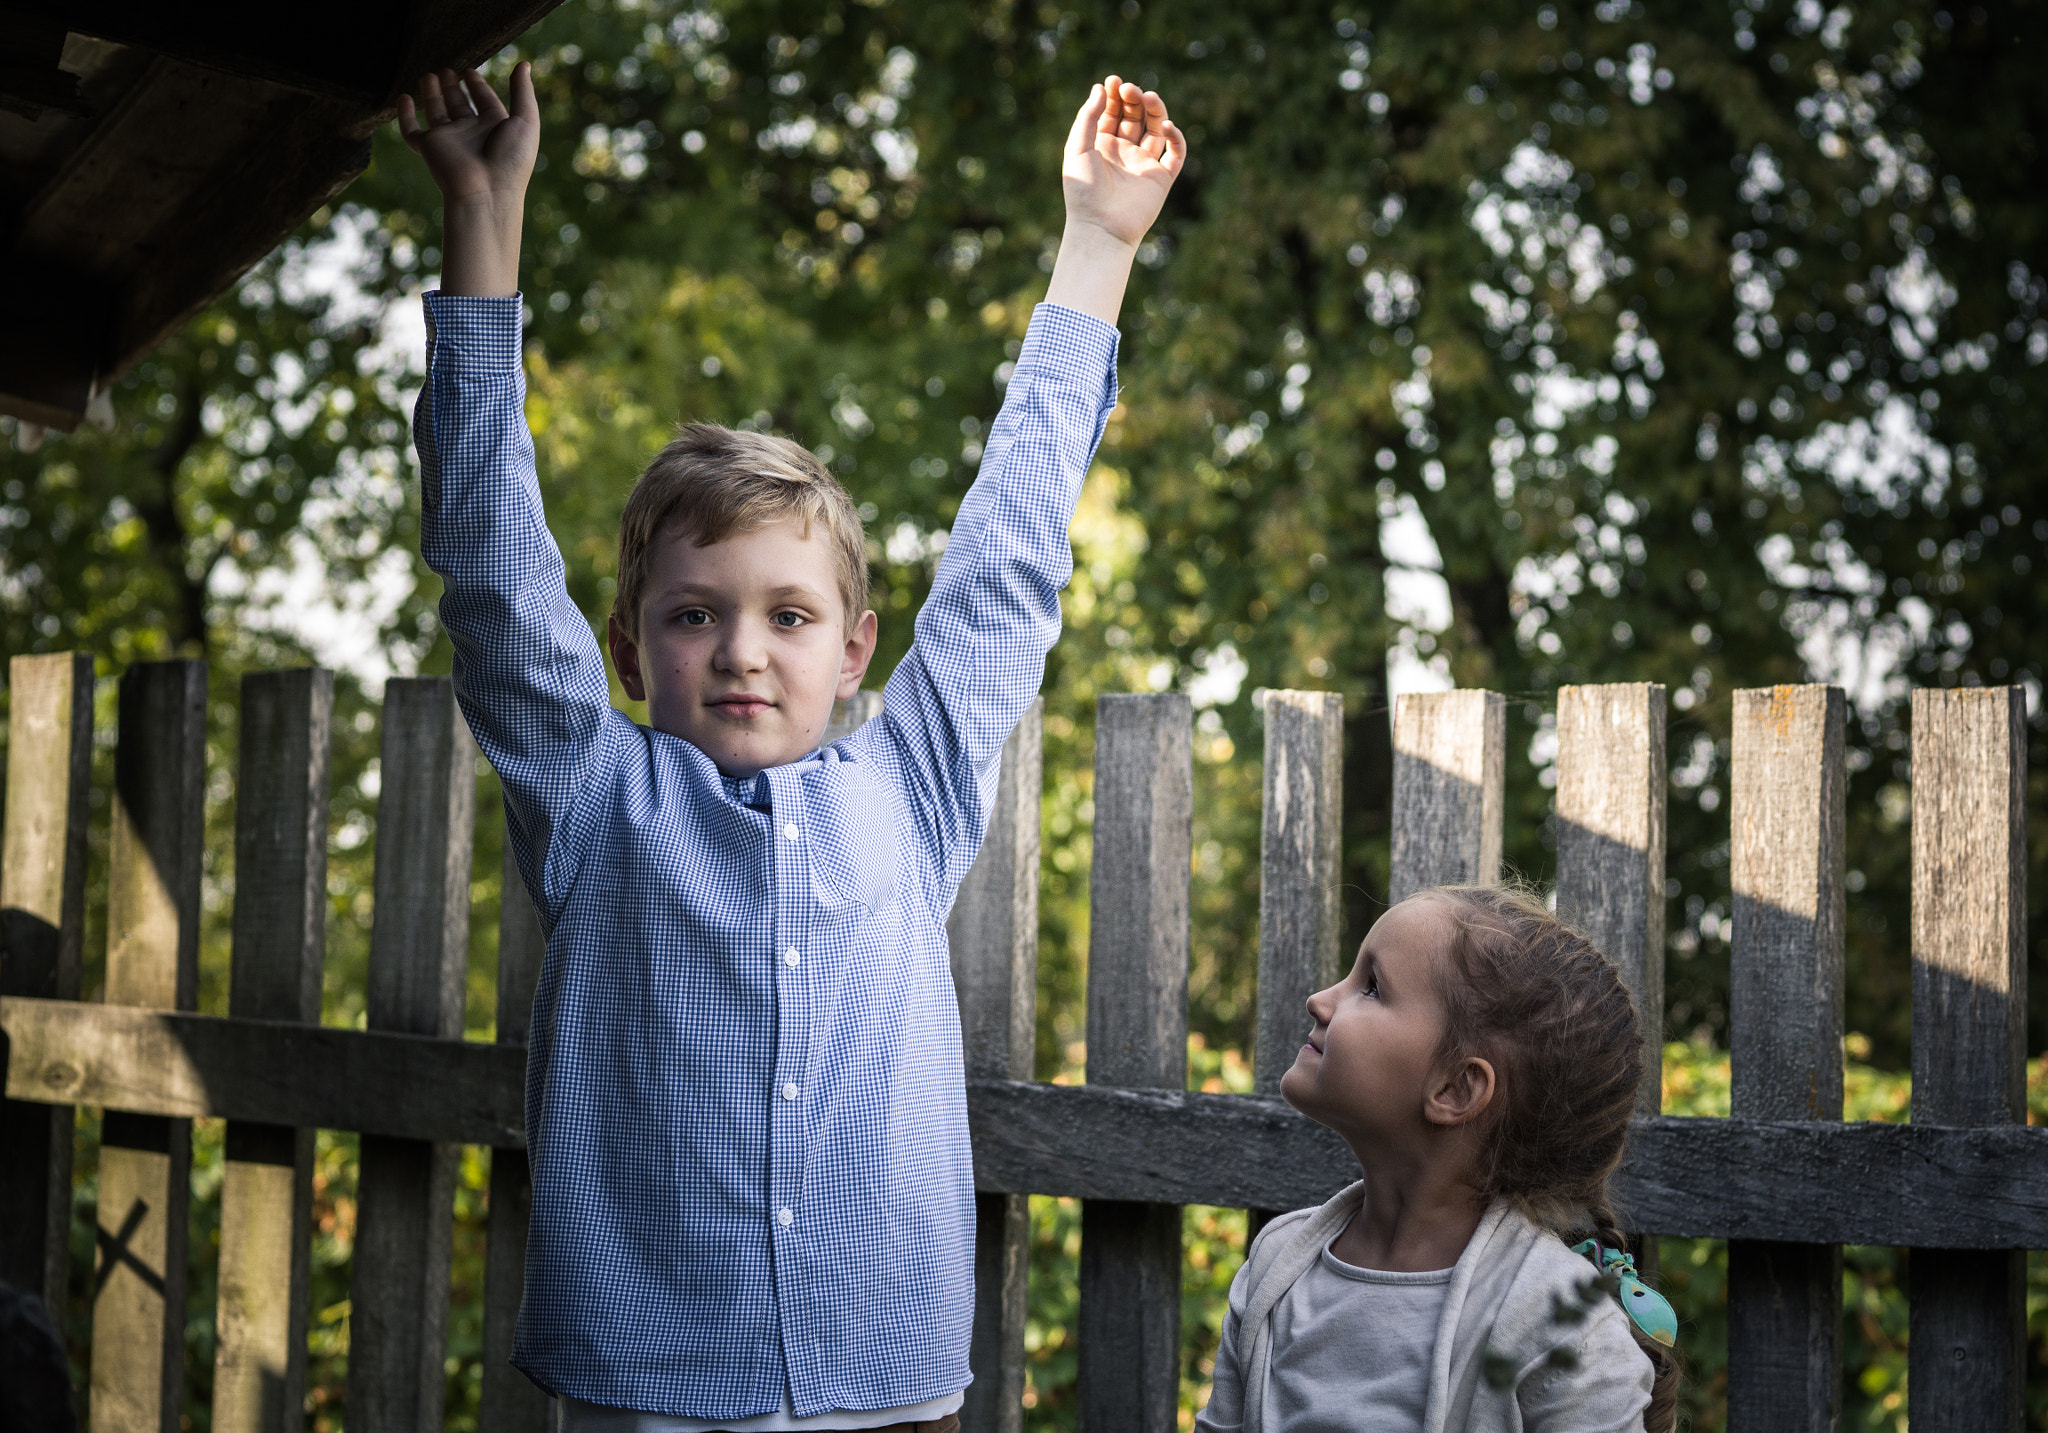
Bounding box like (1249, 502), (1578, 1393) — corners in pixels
(1018, 302), (1120, 400)
(422, 291), (525, 373)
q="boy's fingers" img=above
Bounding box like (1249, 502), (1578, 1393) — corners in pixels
(397, 94), (426, 151)
(1161, 119), (1188, 177)
(508, 59), (537, 119)
(1116, 81), (1146, 143)
(419, 71), (451, 127)
(1067, 82), (1106, 155)
(441, 68), (476, 118)
(1100, 73), (1124, 136)
(465, 67), (509, 122)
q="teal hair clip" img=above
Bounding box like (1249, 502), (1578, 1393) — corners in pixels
(1570, 1239), (1678, 1349)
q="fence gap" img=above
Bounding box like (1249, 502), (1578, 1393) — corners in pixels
(346, 677), (475, 1433)
(1079, 693), (1191, 1433)
(211, 669), (331, 1433)
(480, 833), (551, 1432)
(1250, 691), (1344, 1238)
(0, 652), (92, 1313)
(1727, 684), (1845, 1432)
(1908, 686), (2028, 1432)
(1389, 690), (1504, 901)
(948, 699), (1041, 1433)
(92, 659), (207, 1433)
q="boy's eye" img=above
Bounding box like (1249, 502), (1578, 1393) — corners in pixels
(771, 610), (807, 628)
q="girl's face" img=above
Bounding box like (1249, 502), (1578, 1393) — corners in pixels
(1281, 896), (1458, 1145)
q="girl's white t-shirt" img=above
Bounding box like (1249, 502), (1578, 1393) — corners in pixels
(1266, 1246), (1453, 1431)
(1196, 1240), (1652, 1432)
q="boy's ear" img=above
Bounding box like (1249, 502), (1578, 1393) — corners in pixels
(608, 614), (648, 702)
(837, 609), (879, 700)
(1424, 1055), (1496, 1129)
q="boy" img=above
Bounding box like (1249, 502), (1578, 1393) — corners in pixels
(397, 58), (1184, 1431)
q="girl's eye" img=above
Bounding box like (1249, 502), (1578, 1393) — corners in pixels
(1363, 972), (1381, 999)
(679, 609), (712, 626)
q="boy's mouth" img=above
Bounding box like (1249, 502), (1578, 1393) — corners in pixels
(710, 694), (775, 718)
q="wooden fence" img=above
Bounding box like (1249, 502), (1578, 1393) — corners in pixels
(0, 653), (2035, 1432)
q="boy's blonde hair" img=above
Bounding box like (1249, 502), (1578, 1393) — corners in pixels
(613, 423), (870, 639)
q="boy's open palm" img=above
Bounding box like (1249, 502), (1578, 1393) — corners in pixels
(1063, 77), (1187, 248)
(398, 64), (539, 205)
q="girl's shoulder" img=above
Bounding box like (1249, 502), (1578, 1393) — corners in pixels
(1485, 1219), (1651, 1388)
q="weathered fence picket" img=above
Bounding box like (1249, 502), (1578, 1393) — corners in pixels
(1079, 692), (1192, 1433)
(0, 651), (92, 1314)
(1727, 684), (1847, 1432)
(213, 669), (332, 1433)
(0, 656), (2040, 1432)
(1908, 686), (2030, 1432)
(347, 677), (475, 1433)
(479, 842), (549, 1433)
(1389, 688), (1505, 900)
(1555, 683), (1667, 1117)
(92, 660), (207, 1433)
(1253, 691), (1345, 1099)
(949, 699), (1042, 1433)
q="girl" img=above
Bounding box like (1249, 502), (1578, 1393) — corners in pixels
(1195, 885), (1681, 1433)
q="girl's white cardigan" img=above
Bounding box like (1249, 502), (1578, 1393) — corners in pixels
(1222, 1181), (1648, 1433)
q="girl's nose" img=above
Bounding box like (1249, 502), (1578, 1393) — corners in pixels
(1305, 982), (1337, 1023)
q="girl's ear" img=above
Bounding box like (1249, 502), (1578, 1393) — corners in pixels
(1424, 1055), (1496, 1128)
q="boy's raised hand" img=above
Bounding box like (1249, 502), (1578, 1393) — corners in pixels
(398, 63), (538, 296)
(1044, 77), (1187, 324)
(1063, 77), (1186, 247)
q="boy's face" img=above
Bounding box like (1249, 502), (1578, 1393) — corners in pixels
(609, 517), (878, 778)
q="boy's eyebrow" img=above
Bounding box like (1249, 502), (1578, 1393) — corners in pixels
(656, 580), (833, 603)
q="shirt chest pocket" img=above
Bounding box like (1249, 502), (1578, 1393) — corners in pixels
(799, 761), (899, 915)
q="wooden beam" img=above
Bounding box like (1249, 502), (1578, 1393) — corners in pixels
(16, 1002), (2048, 1250)
(93, 660), (207, 1433)
(1909, 686), (2028, 1433)
(1389, 689), (1504, 901)
(212, 669), (331, 1433)
(0, 652), (93, 1311)
(1080, 694), (1190, 1433)
(4, 997), (524, 1144)
(1726, 684), (1845, 1433)
(948, 702), (1041, 1433)
(348, 678), (475, 1433)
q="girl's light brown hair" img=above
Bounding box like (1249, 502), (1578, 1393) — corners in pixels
(613, 423), (869, 639)
(1419, 882), (1681, 1433)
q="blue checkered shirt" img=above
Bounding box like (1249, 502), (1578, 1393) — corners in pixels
(415, 294), (1118, 1418)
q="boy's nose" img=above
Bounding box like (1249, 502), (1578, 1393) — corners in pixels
(714, 621), (770, 673)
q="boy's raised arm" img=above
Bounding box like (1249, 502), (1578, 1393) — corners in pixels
(401, 64), (618, 919)
(877, 78), (1183, 898)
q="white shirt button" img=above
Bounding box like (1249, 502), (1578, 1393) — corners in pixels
(782, 1082), (799, 1101)
(777, 1207), (794, 1227)
(783, 948), (800, 968)
(783, 823), (799, 842)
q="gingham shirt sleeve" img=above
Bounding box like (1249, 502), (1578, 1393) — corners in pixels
(415, 292), (617, 916)
(872, 303), (1119, 901)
